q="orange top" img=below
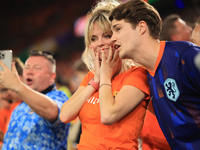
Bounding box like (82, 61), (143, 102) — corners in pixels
(0, 101), (22, 144)
(77, 66), (150, 150)
(140, 110), (171, 150)
(0, 108), (8, 134)
(0, 108), (9, 144)
(4, 101), (22, 133)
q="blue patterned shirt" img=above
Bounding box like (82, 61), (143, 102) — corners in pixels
(2, 86), (70, 150)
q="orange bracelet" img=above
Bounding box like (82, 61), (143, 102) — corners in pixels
(88, 79), (99, 91)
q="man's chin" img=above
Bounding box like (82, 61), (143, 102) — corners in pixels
(119, 52), (127, 59)
(119, 52), (132, 59)
(27, 84), (34, 89)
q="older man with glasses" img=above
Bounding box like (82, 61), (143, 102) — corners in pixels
(0, 50), (70, 150)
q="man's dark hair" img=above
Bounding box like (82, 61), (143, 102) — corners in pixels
(12, 57), (24, 76)
(109, 0), (162, 39)
(73, 59), (89, 73)
(160, 14), (180, 41)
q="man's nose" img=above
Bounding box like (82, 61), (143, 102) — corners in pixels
(110, 34), (117, 44)
(187, 25), (193, 33)
(2, 92), (9, 99)
(25, 68), (34, 74)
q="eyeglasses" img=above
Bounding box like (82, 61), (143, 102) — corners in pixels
(29, 50), (55, 64)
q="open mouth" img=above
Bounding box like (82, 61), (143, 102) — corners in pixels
(114, 44), (121, 50)
(3, 98), (13, 104)
(7, 99), (13, 104)
(26, 78), (33, 85)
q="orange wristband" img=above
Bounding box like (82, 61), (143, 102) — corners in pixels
(88, 79), (99, 91)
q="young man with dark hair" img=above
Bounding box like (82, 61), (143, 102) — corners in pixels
(109, 0), (200, 149)
(140, 14), (193, 150)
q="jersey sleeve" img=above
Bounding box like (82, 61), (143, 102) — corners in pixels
(79, 71), (94, 87)
(124, 66), (150, 98)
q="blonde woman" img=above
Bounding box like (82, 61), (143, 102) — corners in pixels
(60, 0), (150, 149)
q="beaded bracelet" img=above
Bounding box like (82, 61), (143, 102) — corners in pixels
(99, 84), (112, 89)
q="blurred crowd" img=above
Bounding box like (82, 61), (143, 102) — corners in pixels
(1, 0), (200, 150)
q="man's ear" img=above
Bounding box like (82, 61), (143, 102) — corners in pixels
(19, 75), (24, 82)
(138, 21), (147, 35)
(171, 34), (178, 41)
(51, 73), (56, 84)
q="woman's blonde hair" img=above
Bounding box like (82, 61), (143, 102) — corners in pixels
(82, 0), (136, 71)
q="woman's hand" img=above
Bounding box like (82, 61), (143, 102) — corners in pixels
(100, 45), (120, 83)
(89, 45), (100, 83)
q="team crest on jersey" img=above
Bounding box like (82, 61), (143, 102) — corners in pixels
(164, 78), (179, 102)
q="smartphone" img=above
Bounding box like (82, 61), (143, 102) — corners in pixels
(0, 50), (12, 71)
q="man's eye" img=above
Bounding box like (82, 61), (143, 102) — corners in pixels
(117, 27), (121, 31)
(105, 35), (111, 38)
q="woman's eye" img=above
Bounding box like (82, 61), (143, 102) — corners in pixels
(91, 37), (98, 42)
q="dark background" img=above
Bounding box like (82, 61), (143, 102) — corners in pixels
(0, 0), (200, 82)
